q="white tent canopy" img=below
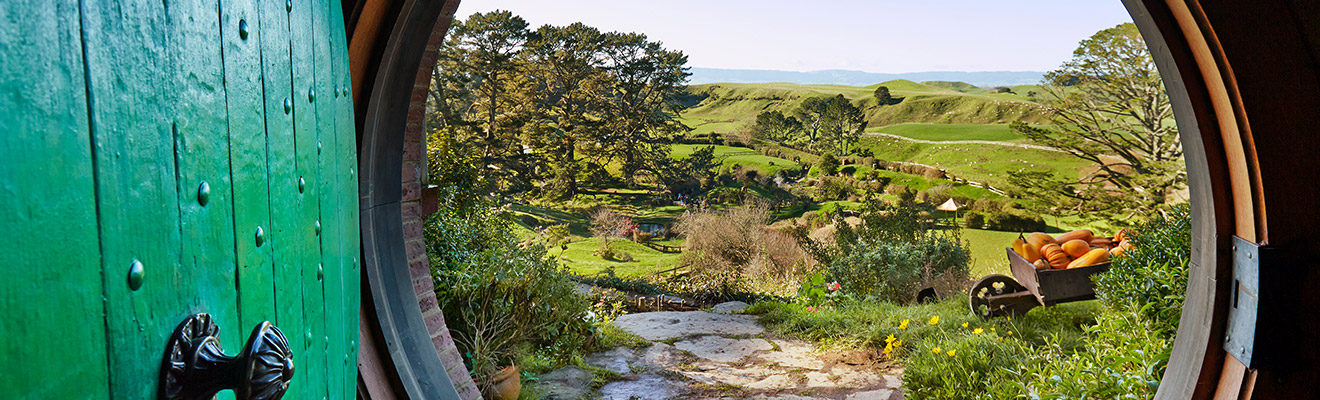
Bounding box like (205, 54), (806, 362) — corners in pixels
(936, 198), (959, 211)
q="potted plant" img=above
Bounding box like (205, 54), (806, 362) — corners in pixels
(455, 291), (521, 400)
(484, 365), (521, 400)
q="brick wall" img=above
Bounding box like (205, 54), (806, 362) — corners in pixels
(400, 1), (481, 398)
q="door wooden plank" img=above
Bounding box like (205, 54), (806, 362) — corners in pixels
(329, 2), (365, 396)
(164, 0), (245, 378)
(0, 2), (110, 398)
(285, 0), (330, 398)
(79, 1), (189, 397)
(217, 0), (278, 352)
(255, 0), (310, 398)
(313, 0), (348, 397)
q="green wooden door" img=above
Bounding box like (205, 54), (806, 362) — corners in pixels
(0, 1), (361, 399)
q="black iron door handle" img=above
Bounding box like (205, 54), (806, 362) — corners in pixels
(161, 313), (295, 400)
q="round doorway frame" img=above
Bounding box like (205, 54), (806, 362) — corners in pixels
(349, 1), (1320, 398)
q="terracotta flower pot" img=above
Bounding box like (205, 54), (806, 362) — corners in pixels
(483, 365), (521, 400)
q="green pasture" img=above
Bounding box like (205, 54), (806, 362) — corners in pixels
(871, 123), (1024, 142)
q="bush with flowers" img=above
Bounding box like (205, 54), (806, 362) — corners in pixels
(796, 196), (971, 304)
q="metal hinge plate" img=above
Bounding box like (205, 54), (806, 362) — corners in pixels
(1223, 235), (1288, 369)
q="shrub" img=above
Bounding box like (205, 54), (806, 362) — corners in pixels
(818, 154), (839, 176)
(798, 198), (971, 303)
(426, 199), (592, 380)
(814, 176), (855, 202)
(675, 204), (808, 298)
(829, 239), (970, 303)
(1016, 311), (1169, 399)
(983, 211), (1046, 232)
(964, 212), (985, 229)
(1093, 204), (1192, 337)
(593, 242), (633, 262)
(589, 208), (635, 240)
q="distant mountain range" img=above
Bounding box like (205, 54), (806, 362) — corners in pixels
(687, 68), (1045, 87)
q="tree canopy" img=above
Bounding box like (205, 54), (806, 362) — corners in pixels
(428, 11), (692, 199)
(1010, 22), (1184, 224)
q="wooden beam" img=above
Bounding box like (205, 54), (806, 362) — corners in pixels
(347, 0), (396, 110)
(1163, 0), (1258, 243)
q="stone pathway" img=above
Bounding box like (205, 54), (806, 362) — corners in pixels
(536, 302), (904, 400)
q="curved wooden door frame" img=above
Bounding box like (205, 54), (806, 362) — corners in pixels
(1132, 1), (1320, 398)
(341, 0), (1320, 398)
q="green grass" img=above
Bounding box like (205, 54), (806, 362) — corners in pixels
(746, 297), (1101, 352)
(872, 123), (1024, 142)
(680, 81), (1050, 137)
(671, 144), (803, 175)
(855, 135), (1088, 188)
(961, 228), (1022, 277)
(556, 237), (681, 279)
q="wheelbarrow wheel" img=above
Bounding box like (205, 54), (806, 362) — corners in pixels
(968, 274), (1038, 318)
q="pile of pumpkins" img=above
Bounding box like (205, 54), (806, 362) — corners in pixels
(1011, 229), (1134, 270)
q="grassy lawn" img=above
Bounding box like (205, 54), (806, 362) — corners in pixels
(671, 144), (803, 175)
(680, 81), (1050, 137)
(557, 237), (682, 279)
(855, 135), (1088, 188)
(747, 296), (1101, 352)
(961, 228), (1021, 277)
(871, 123), (1024, 142)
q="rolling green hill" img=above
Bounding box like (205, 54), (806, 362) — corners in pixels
(681, 80), (1049, 135)
(854, 135), (1088, 188)
(871, 123), (1025, 142)
(671, 144), (803, 175)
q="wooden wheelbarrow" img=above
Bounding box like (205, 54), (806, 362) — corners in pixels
(967, 248), (1111, 318)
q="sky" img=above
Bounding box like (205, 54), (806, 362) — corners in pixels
(453, 0), (1134, 73)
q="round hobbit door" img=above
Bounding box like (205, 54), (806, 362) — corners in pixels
(0, 0), (361, 398)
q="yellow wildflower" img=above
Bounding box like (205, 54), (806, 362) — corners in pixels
(991, 327), (996, 332)
(961, 322), (968, 328)
(885, 334), (896, 344)
(899, 319), (909, 330)
(947, 349), (957, 356)
(1008, 331), (1013, 336)
(932, 346), (941, 353)
(894, 340), (902, 347)
(973, 328), (984, 334)
(928, 315), (939, 325)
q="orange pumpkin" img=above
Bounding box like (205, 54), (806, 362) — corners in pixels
(1027, 232), (1056, 249)
(1068, 248), (1111, 269)
(1062, 239), (1091, 258)
(1041, 243), (1070, 269)
(1055, 229), (1093, 244)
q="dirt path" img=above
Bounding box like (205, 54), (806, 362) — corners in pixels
(863, 131), (1068, 153)
(535, 302), (904, 400)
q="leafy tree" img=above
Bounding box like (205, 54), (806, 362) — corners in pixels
(430, 11), (536, 191)
(682, 145), (720, 183)
(873, 85), (892, 105)
(793, 96), (831, 149)
(656, 145), (718, 195)
(1010, 23), (1183, 224)
(753, 110), (802, 143)
(522, 23), (611, 199)
(598, 32), (692, 187)
(817, 153), (840, 176)
(818, 94), (867, 156)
